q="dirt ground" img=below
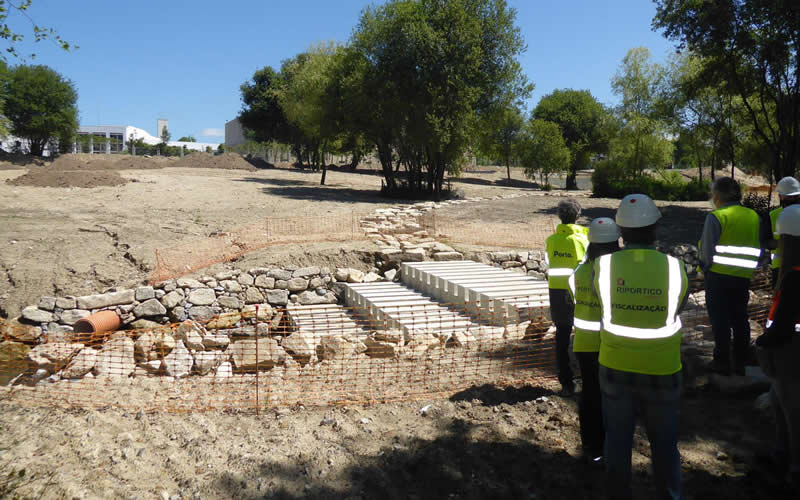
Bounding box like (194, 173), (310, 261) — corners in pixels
(0, 377), (789, 500)
(0, 154), (790, 499)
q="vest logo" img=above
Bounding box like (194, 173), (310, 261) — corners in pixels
(617, 278), (625, 287)
(553, 250), (573, 258)
(616, 286), (664, 296)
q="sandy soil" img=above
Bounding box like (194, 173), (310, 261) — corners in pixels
(0, 156), (541, 318)
(0, 376), (789, 500)
(0, 154), (790, 499)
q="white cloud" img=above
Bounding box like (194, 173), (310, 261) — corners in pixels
(199, 128), (224, 137)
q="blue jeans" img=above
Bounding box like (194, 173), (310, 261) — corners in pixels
(600, 366), (682, 500)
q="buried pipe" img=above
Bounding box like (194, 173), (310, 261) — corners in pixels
(73, 310), (121, 345)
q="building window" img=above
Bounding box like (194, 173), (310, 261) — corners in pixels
(92, 133), (106, 153)
(109, 133), (123, 153)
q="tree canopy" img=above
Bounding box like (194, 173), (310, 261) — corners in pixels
(0, 1), (75, 60)
(532, 89), (612, 189)
(653, 0), (800, 180)
(3, 63), (76, 155)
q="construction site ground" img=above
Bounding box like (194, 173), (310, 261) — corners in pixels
(0, 154), (788, 499)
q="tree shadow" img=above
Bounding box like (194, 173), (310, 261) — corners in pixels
(235, 177), (318, 187)
(251, 185), (397, 205)
(450, 383), (555, 406)
(212, 417), (599, 500)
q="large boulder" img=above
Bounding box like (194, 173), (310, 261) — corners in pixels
(292, 266), (320, 278)
(21, 306), (54, 324)
(93, 337), (135, 378)
(266, 289), (289, 306)
(207, 312), (241, 330)
(76, 290), (135, 310)
(133, 299), (167, 318)
(61, 348), (98, 378)
(364, 336), (401, 358)
(163, 340), (193, 378)
(229, 338), (285, 371)
(317, 336), (357, 361)
(202, 334), (231, 349)
(59, 309), (91, 326)
(175, 321), (205, 350)
(134, 331), (155, 361)
(193, 350), (227, 375)
(160, 290), (184, 309)
(281, 331), (319, 364)
(188, 306), (215, 322)
(296, 291), (337, 305)
(27, 342), (83, 373)
(188, 288), (216, 306)
(1, 320), (42, 343)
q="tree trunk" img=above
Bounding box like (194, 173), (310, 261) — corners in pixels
(320, 165), (327, 185)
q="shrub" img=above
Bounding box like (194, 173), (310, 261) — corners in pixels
(591, 160), (709, 201)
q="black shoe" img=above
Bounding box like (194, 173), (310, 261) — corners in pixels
(560, 385), (575, 397)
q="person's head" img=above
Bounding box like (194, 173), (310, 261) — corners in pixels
(557, 199), (581, 224)
(776, 176), (800, 208)
(614, 193), (661, 246)
(710, 177), (742, 209)
(776, 204), (800, 288)
(586, 217), (621, 260)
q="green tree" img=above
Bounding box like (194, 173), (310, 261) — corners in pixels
(610, 47), (673, 178)
(160, 126), (170, 145)
(3, 64), (76, 156)
(653, 0), (800, 180)
(532, 89), (612, 190)
(279, 43), (342, 185)
(177, 135), (196, 142)
(516, 119), (570, 187)
(347, 0), (530, 197)
(477, 102), (525, 181)
(0, 0), (76, 60)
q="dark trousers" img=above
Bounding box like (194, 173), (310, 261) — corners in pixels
(705, 271), (751, 370)
(549, 288), (574, 388)
(577, 351), (604, 456)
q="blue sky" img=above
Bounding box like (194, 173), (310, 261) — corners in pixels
(8, 0), (676, 143)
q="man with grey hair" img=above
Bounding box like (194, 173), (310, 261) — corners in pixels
(700, 177), (764, 376)
(545, 198), (589, 395)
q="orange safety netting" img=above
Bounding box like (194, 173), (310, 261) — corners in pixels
(0, 272), (775, 414)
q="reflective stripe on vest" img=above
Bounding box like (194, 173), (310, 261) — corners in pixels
(597, 253), (683, 339)
(709, 205), (761, 278)
(712, 245), (760, 269)
(548, 268), (574, 277)
(574, 317), (601, 331)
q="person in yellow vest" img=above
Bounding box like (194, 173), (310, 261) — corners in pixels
(593, 194), (689, 500)
(768, 176), (800, 287)
(699, 177), (764, 376)
(545, 199), (589, 396)
(568, 217), (620, 464)
(756, 204), (800, 493)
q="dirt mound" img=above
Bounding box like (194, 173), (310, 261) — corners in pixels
(109, 155), (166, 170)
(171, 152), (257, 171)
(6, 169), (129, 188)
(678, 166), (766, 187)
(49, 155), (119, 171)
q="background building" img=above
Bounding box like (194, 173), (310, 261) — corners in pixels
(225, 118), (246, 148)
(76, 120), (220, 153)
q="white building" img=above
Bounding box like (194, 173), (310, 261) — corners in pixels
(76, 121), (221, 154)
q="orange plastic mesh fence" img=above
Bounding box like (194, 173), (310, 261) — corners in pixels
(150, 213), (367, 284)
(416, 212), (557, 249)
(0, 274), (775, 414)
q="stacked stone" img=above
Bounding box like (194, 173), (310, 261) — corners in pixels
(658, 243), (701, 276)
(473, 250), (548, 280)
(14, 266), (351, 336)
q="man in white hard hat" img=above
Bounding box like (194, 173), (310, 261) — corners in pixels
(568, 217), (620, 464)
(699, 177), (764, 376)
(756, 204), (800, 492)
(544, 199), (589, 396)
(593, 194), (689, 500)
(768, 176), (800, 287)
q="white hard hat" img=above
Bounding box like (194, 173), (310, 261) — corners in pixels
(776, 176), (800, 196)
(776, 204), (800, 236)
(615, 194), (662, 228)
(589, 217), (619, 243)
